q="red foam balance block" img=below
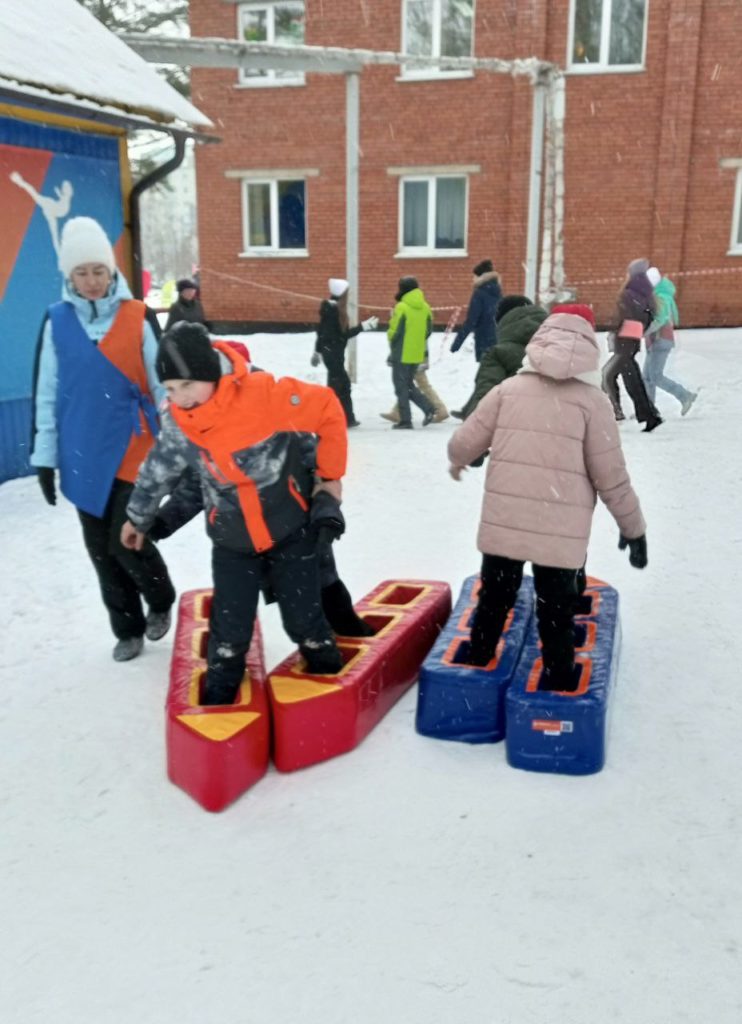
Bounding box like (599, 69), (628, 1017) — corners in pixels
(268, 580), (452, 772)
(166, 589), (270, 812)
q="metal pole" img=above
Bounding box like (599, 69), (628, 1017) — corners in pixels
(524, 79), (546, 300)
(345, 71), (360, 382)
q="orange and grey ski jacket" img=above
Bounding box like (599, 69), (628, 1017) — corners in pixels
(126, 343), (347, 554)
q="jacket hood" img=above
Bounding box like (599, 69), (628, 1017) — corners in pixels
(497, 305), (548, 348)
(523, 313), (600, 381)
(473, 270), (501, 289)
(399, 287), (426, 310)
(654, 277), (676, 301)
(62, 270), (133, 322)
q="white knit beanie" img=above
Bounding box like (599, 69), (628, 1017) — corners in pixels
(58, 217), (116, 278)
(328, 278), (349, 298)
(646, 266), (662, 287)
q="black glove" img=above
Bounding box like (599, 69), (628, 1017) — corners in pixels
(619, 533), (647, 569)
(148, 516), (173, 542)
(310, 490), (345, 545)
(37, 467), (56, 506)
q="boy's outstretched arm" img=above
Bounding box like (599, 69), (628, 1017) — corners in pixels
(123, 412), (192, 541)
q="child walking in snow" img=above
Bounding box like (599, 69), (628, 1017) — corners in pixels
(30, 216), (175, 662)
(121, 322), (348, 706)
(448, 304), (647, 692)
(312, 278), (378, 428)
(643, 273), (697, 415)
(386, 276), (437, 429)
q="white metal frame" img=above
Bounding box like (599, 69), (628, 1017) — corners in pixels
(729, 169), (742, 255)
(400, 0), (476, 80)
(236, 1), (306, 87)
(240, 176), (309, 256)
(397, 173), (469, 256)
(567, 0), (649, 74)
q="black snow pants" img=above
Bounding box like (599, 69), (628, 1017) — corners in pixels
(206, 527), (337, 704)
(77, 478), (175, 640)
(469, 554), (579, 687)
(324, 353), (355, 425)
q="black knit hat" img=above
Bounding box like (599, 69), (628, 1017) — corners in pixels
(396, 276), (419, 301)
(156, 322), (221, 383)
(473, 259), (494, 276)
(495, 294), (533, 324)
(176, 277), (197, 292)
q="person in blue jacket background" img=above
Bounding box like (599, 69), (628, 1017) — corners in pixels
(30, 216), (175, 662)
(450, 259), (503, 363)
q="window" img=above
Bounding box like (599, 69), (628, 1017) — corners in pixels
(730, 170), (742, 255)
(237, 2), (305, 86)
(241, 179), (307, 254)
(399, 175), (467, 253)
(569, 0), (648, 71)
(401, 0), (474, 79)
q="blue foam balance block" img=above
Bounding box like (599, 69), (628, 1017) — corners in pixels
(505, 577), (621, 775)
(415, 574), (534, 743)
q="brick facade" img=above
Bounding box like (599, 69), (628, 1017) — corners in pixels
(191, 0), (742, 328)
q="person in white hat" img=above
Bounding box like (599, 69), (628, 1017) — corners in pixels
(30, 216), (175, 662)
(311, 278), (378, 427)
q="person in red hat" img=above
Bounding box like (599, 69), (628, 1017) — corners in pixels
(447, 304), (647, 692)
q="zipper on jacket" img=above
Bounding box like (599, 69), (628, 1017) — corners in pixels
(288, 475), (309, 512)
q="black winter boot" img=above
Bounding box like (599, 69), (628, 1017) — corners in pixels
(301, 638), (343, 674)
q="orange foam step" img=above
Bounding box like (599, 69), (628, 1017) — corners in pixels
(268, 580), (452, 772)
(166, 589), (270, 812)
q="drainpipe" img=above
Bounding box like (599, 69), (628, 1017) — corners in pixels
(524, 76), (547, 301)
(129, 133), (187, 298)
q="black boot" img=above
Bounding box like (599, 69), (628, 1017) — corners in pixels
(301, 638), (343, 674)
(321, 579), (375, 637)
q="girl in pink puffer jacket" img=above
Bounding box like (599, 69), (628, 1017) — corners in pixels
(447, 304), (647, 691)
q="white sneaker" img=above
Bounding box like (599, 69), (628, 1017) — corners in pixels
(681, 392), (698, 416)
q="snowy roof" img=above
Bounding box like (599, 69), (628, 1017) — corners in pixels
(0, 0), (212, 130)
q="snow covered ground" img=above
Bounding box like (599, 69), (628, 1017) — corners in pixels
(2, 327), (741, 1024)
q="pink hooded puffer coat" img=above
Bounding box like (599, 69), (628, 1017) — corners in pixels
(447, 312), (646, 569)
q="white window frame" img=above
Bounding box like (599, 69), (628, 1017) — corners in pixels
(397, 174), (469, 257)
(236, 1), (306, 88)
(729, 169), (742, 255)
(567, 0), (649, 74)
(239, 177), (309, 257)
(400, 0), (476, 81)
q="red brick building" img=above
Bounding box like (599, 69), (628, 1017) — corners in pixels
(190, 0), (742, 328)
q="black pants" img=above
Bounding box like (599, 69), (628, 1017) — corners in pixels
(602, 340), (658, 423)
(207, 528), (334, 702)
(469, 555), (579, 683)
(391, 362), (435, 425)
(324, 355), (355, 425)
(77, 479), (175, 640)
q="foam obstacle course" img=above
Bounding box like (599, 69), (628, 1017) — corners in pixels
(416, 574), (535, 743)
(415, 575), (621, 775)
(268, 580), (452, 772)
(505, 577), (620, 776)
(166, 589), (270, 812)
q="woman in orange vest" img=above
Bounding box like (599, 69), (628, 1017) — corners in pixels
(30, 217), (175, 662)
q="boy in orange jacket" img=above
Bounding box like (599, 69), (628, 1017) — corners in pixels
(121, 323), (347, 705)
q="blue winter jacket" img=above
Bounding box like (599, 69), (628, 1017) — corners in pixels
(450, 273), (503, 361)
(30, 273), (164, 469)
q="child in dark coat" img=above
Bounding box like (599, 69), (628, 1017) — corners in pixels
(312, 278), (378, 427)
(164, 278), (208, 332)
(450, 259), (503, 362)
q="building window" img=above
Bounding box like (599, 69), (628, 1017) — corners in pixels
(401, 0), (474, 79)
(730, 170), (742, 255)
(237, 2), (305, 86)
(399, 175), (467, 253)
(241, 179), (307, 254)
(569, 0), (648, 71)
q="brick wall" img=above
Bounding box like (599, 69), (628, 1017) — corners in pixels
(191, 0), (742, 328)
